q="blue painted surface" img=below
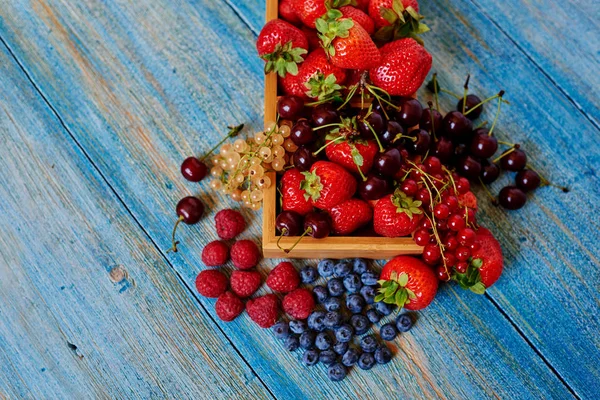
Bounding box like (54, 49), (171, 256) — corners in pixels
(0, 0), (598, 398)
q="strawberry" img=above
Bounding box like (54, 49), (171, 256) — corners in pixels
(377, 255), (438, 310)
(354, 0), (370, 11)
(301, 26), (321, 51)
(339, 6), (375, 34)
(301, 161), (357, 209)
(257, 19), (308, 77)
(215, 291), (245, 322)
(328, 198), (373, 235)
(266, 261), (300, 293)
(452, 230), (503, 293)
(325, 137), (379, 175)
(283, 288), (315, 319)
(369, 0), (429, 45)
(230, 270), (262, 298)
(458, 191), (478, 212)
(374, 191), (423, 237)
(317, 10), (381, 69)
(246, 294), (280, 328)
(279, 0), (303, 26)
(281, 168), (313, 215)
(369, 38), (432, 97)
(291, 0), (327, 28)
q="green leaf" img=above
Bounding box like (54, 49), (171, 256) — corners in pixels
(392, 0), (405, 15)
(395, 290), (408, 308)
(415, 22), (430, 34)
(390, 271), (398, 281)
(470, 282), (486, 295)
(406, 288), (417, 300)
(377, 279), (387, 285)
(374, 293), (386, 303)
(286, 62), (298, 76)
(351, 145), (364, 168)
(384, 282), (399, 297)
(397, 272), (409, 286)
(380, 8), (398, 24)
(471, 258), (483, 269)
(383, 296), (396, 304)
(405, 6), (419, 19)
(315, 18), (329, 34)
(373, 25), (394, 43)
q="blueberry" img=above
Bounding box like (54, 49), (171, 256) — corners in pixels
(357, 352), (376, 370)
(380, 323), (398, 341)
(375, 301), (396, 316)
(324, 311), (343, 329)
(324, 297), (343, 312)
(285, 335), (300, 351)
(313, 285), (329, 303)
(350, 314), (370, 335)
(366, 309), (382, 324)
(360, 285), (376, 304)
(361, 271), (379, 286)
(352, 258), (369, 274)
(327, 278), (345, 297)
(396, 314), (414, 332)
(343, 273), (363, 293)
(300, 265), (318, 284)
(289, 320), (308, 334)
(299, 330), (316, 349)
(374, 345), (393, 364)
(302, 349), (320, 366)
(346, 293), (365, 314)
(360, 335), (378, 353)
(308, 311), (326, 331)
(318, 259), (335, 277)
(328, 362), (347, 381)
(334, 260), (352, 277)
(342, 347), (361, 367)
(315, 332), (333, 350)
(333, 341), (349, 355)
(320, 349), (337, 365)
(335, 324), (354, 343)
(272, 321), (289, 339)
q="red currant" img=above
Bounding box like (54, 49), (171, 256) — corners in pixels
(448, 213), (466, 231)
(455, 261), (468, 274)
(401, 179), (418, 196)
(455, 246), (471, 262)
(458, 228), (476, 247)
(436, 266), (450, 281)
(414, 229), (431, 246)
(443, 234), (459, 252)
(456, 177), (470, 194)
(443, 253), (457, 267)
(444, 195), (459, 212)
(424, 156), (442, 174)
(434, 204), (450, 219)
(470, 241), (481, 252)
(433, 173), (445, 189)
(423, 244), (441, 265)
(436, 219), (448, 231)
(421, 218), (432, 230)
(416, 188), (431, 205)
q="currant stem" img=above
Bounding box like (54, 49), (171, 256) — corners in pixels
(200, 124), (244, 161)
(283, 227), (312, 254)
(166, 216), (184, 253)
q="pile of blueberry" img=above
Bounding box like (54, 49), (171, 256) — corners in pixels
(271, 258), (414, 382)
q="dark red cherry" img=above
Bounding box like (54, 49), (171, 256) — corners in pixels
(396, 98), (423, 128)
(470, 129), (498, 158)
(292, 146), (316, 172)
(431, 137), (454, 163)
(374, 148), (403, 177)
(515, 169), (541, 192)
(498, 186), (527, 210)
(290, 119), (315, 145)
(358, 174), (391, 201)
(176, 196), (204, 224)
(277, 95), (305, 119)
(501, 149), (527, 171)
(276, 211), (303, 236)
(480, 160), (500, 184)
(304, 212), (331, 238)
(181, 157), (207, 182)
(311, 104), (338, 127)
(358, 110), (386, 137)
(407, 129), (431, 155)
(442, 111), (473, 143)
(456, 155), (482, 181)
(380, 120), (403, 146)
(420, 108), (443, 134)
(457, 94), (483, 120)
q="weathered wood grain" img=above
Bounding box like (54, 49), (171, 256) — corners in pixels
(0, 45), (271, 399)
(0, 0), (587, 398)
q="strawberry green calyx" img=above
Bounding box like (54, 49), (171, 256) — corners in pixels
(300, 171), (324, 202)
(391, 190), (423, 219)
(305, 72), (344, 101)
(316, 9), (355, 57)
(262, 41), (308, 77)
(375, 271), (417, 308)
(373, 0), (430, 45)
(452, 258), (487, 294)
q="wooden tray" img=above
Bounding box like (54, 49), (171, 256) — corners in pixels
(261, 0), (422, 259)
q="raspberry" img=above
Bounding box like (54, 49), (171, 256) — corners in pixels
(230, 270), (262, 298)
(283, 288), (315, 320)
(230, 240), (260, 270)
(266, 261), (300, 293)
(246, 294), (279, 328)
(195, 269), (228, 298)
(201, 240), (229, 266)
(215, 209), (246, 240)
(215, 291), (244, 322)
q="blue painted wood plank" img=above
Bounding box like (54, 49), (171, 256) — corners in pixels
(0, 0), (582, 398)
(0, 44), (271, 399)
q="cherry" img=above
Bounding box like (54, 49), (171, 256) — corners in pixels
(448, 214), (466, 231)
(457, 228), (476, 247)
(470, 129), (498, 158)
(407, 129), (431, 155)
(455, 246), (471, 262)
(374, 148), (403, 177)
(380, 121), (404, 146)
(420, 108), (443, 134)
(515, 169), (541, 192)
(442, 111), (473, 143)
(500, 149), (527, 171)
(276, 211), (303, 236)
(456, 177), (470, 194)
(414, 229), (431, 246)
(168, 196), (205, 253)
(498, 186), (527, 210)
(304, 212), (331, 239)
(401, 179), (418, 196)
(431, 137), (454, 163)
(181, 157), (208, 182)
(456, 155), (482, 181)
(416, 188), (431, 205)
(359, 174), (391, 201)
(424, 156), (442, 174)
(480, 160), (500, 184)
(312, 104), (338, 127)
(434, 204), (450, 219)
(397, 98), (423, 128)
(422, 243), (441, 265)
(277, 95), (305, 119)
(455, 261), (468, 274)
(292, 146), (316, 172)
(358, 110), (385, 137)
(457, 94), (483, 120)
(290, 119), (315, 145)
(436, 266), (450, 281)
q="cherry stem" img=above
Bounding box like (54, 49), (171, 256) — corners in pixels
(283, 227), (312, 254)
(166, 216), (184, 253)
(487, 91), (505, 137)
(475, 120), (488, 129)
(313, 122), (343, 131)
(366, 85), (398, 111)
(366, 120), (385, 152)
(491, 146), (515, 164)
(497, 139), (514, 146)
(462, 74), (470, 114)
(313, 135), (345, 155)
(393, 134), (416, 143)
(440, 88), (462, 99)
(276, 228), (288, 251)
(337, 84), (358, 110)
(200, 124), (244, 161)
(428, 101), (437, 140)
(478, 177), (498, 205)
(464, 90), (505, 117)
(432, 73), (440, 112)
(526, 164), (570, 192)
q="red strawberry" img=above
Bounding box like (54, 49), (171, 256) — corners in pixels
(195, 269), (229, 298)
(458, 191), (478, 212)
(279, 0), (303, 26)
(453, 230), (503, 293)
(281, 168), (313, 215)
(317, 10), (381, 69)
(354, 0), (370, 11)
(301, 27), (321, 51)
(266, 261), (300, 293)
(283, 288), (315, 319)
(246, 294), (280, 328)
(374, 191), (423, 237)
(230, 270), (262, 298)
(291, 0), (327, 28)
(378, 255), (438, 310)
(215, 291), (244, 322)
(369, 0), (421, 29)
(369, 38), (432, 96)
(339, 6), (375, 34)
(328, 198), (373, 235)
(257, 19), (309, 77)
(301, 161), (357, 209)
(325, 138), (378, 175)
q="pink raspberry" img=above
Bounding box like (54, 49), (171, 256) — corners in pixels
(283, 288), (315, 319)
(201, 240), (229, 266)
(215, 292), (244, 322)
(195, 270), (229, 298)
(230, 240), (261, 270)
(215, 209), (246, 240)
(246, 294), (280, 328)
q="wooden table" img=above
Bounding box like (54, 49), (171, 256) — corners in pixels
(0, 0), (598, 398)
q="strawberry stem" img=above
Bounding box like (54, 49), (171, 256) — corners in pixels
(313, 135), (345, 155)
